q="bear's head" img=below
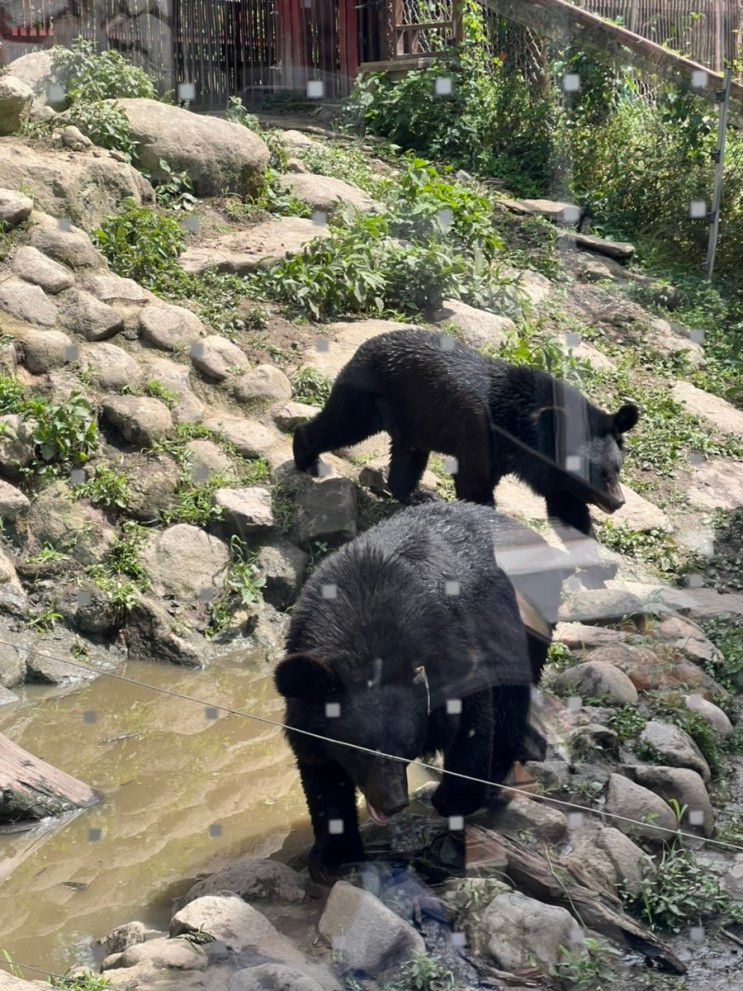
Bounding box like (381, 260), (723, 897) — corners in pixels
(275, 653), (433, 823)
(536, 401), (639, 512)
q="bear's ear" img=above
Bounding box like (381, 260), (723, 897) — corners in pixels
(613, 403), (639, 434)
(274, 653), (338, 699)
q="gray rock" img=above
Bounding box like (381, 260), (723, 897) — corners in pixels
(639, 721), (711, 783)
(79, 272), (155, 307)
(11, 245), (75, 294)
(256, 538), (307, 610)
(1, 51), (57, 107)
(215, 486), (274, 534)
(433, 298), (515, 350)
(0, 685), (19, 706)
(102, 395), (174, 447)
(142, 524), (229, 604)
(272, 400), (318, 432)
(57, 287), (124, 341)
(672, 380), (743, 437)
(233, 365), (292, 404)
(0, 638), (25, 688)
(627, 765), (714, 837)
(190, 335), (249, 380)
(0, 970), (42, 990)
(0, 188), (34, 229)
(179, 217), (330, 276)
(565, 823), (651, 895)
(29, 214), (106, 270)
(95, 921), (165, 957)
(184, 858), (306, 905)
(472, 890), (585, 972)
(685, 694), (733, 737)
(105, 935), (207, 972)
(202, 412), (282, 459)
(604, 772), (677, 844)
(686, 458), (743, 512)
(60, 124), (93, 151)
(646, 317), (704, 364)
(487, 795), (567, 843)
(563, 231), (635, 260)
(0, 480), (29, 519)
(82, 342), (145, 391)
(116, 98), (268, 197)
(521, 199), (583, 223)
(0, 414), (35, 475)
(20, 328), (73, 374)
(655, 614), (721, 665)
(139, 302), (205, 352)
(139, 355), (204, 425)
(0, 139), (154, 230)
(283, 172), (375, 214)
(0, 76), (33, 135)
(27, 481), (116, 566)
(558, 588), (645, 624)
(553, 622), (629, 649)
(593, 485), (670, 533)
(319, 881), (424, 975)
(228, 964), (324, 991)
(0, 546), (27, 615)
(184, 439), (232, 478)
(121, 452), (180, 521)
(124, 596), (203, 667)
(26, 648), (97, 685)
(59, 580), (120, 635)
(553, 661), (638, 705)
(294, 476), (357, 548)
(569, 723), (620, 758)
(0, 278), (58, 326)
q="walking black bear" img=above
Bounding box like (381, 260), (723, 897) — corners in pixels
(274, 501), (533, 880)
(293, 329), (639, 539)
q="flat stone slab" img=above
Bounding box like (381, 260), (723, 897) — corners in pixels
(671, 381), (743, 437)
(433, 298), (514, 350)
(594, 484), (670, 532)
(179, 217), (330, 275)
(558, 230), (635, 260)
(283, 172), (375, 214)
(520, 199), (583, 223)
(686, 458), (743, 511)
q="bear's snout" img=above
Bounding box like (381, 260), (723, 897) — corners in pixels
(362, 759), (410, 819)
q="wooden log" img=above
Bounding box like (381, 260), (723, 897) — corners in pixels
(0, 732), (99, 822)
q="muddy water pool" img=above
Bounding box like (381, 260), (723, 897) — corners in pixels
(0, 651), (315, 977)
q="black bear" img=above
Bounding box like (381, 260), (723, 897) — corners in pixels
(294, 329), (639, 539)
(274, 501), (532, 880)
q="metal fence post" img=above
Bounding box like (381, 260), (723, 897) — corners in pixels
(705, 66), (732, 278)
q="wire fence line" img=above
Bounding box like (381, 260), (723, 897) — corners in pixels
(1, 634), (740, 854)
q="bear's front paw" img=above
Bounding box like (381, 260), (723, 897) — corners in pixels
(431, 780), (488, 818)
(308, 842), (364, 885)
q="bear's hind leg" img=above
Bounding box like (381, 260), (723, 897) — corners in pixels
(487, 684), (531, 805)
(387, 440), (432, 504)
(453, 459), (495, 507)
(294, 383), (382, 476)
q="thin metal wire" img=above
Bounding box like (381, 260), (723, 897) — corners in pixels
(2, 634), (740, 853)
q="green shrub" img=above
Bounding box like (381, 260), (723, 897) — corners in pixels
(152, 159), (197, 212)
(92, 201), (185, 290)
(51, 37), (156, 104)
(290, 367), (332, 406)
(75, 465), (132, 512)
(63, 100), (136, 158)
(385, 953), (454, 991)
(209, 536), (266, 634)
(24, 392), (98, 474)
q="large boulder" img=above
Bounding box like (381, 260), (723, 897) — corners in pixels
(552, 660), (638, 705)
(0, 76), (33, 135)
(102, 395), (173, 447)
(141, 524), (229, 604)
(81, 342), (145, 391)
(12, 245), (75, 294)
(1, 51), (58, 108)
(115, 98), (269, 197)
(433, 298), (515, 350)
(604, 773), (677, 844)
(0, 546), (28, 615)
(0, 278), (58, 326)
(638, 720), (711, 783)
(0, 188), (34, 229)
(0, 139), (154, 229)
(28, 213), (107, 270)
(318, 881), (424, 976)
(282, 172), (375, 214)
(57, 288), (124, 341)
(27, 482), (116, 566)
(627, 765), (714, 837)
(0, 414), (35, 476)
(183, 857), (306, 905)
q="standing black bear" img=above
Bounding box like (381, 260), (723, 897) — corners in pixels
(274, 501), (532, 879)
(294, 329), (639, 539)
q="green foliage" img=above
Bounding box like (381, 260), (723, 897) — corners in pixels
(634, 739), (666, 765)
(63, 100), (136, 158)
(545, 640), (574, 671)
(209, 536), (266, 634)
(163, 470), (231, 527)
(50, 971), (113, 990)
(152, 159), (197, 212)
(228, 168), (312, 220)
(384, 953), (455, 991)
(701, 617), (743, 694)
(498, 321), (594, 386)
(609, 705), (647, 742)
(93, 201), (186, 290)
(27, 607), (63, 632)
(51, 37), (156, 104)
(624, 845), (738, 932)
(597, 522), (685, 579)
(552, 937), (619, 991)
(75, 465), (132, 512)
(86, 521), (150, 615)
(144, 379), (177, 406)
(297, 142), (392, 198)
(290, 367), (332, 406)
(26, 544), (65, 565)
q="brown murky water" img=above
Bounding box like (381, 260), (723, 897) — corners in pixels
(0, 651), (316, 978)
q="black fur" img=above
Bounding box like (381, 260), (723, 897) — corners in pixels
(274, 501), (532, 880)
(294, 329), (639, 538)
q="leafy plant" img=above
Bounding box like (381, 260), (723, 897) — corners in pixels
(152, 159), (197, 211)
(624, 844), (739, 932)
(27, 607), (63, 632)
(24, 392), (98, 476)
(209, 536), (266, 634)
(597, 522), (686, 579)
(551, 937), (619, 990)
(51, 37), (156, 104)
(702, 617), (743, 694)
(50, 972), (113, 990)
(27, 544), (65, 565)
(290, 367), (332, 406)
(144, 379), (178, 406)
(385, 953), (455, 991)
(609, 705), (646, 742)
(63, 100), (136, 158)
(92, 201), (186, 291)
(75, 465), (132, 512)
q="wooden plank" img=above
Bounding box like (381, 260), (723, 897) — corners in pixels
(0, 732), (99, 822)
